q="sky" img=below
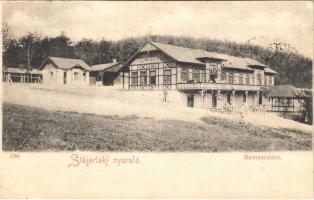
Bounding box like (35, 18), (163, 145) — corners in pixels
(2, 1), (313, 58)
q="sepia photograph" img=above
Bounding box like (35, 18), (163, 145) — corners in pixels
(0, 1), (313, 198)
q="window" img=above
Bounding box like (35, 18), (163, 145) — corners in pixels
(210, 64), (218, 73)
(49, 72), (53, 80)
(209, 73), (217, 82)
(221, 72), (227, 81)
(83, 72), (86, 81)
(187, 94), (194, 107)
(264, 76), (267, 86)
(239, 74), (243, 85)
(243, 93), (246, 103)
(140, 71), (147, 85)
(209, 64), (218, 82)
(257, 73), (262, 85)
(181, 69), (188, 82)
(149, 70), (156, 85)
(63, 72), (67, 84)
(192, 69), (200, 82)
(228, 73), (234, 84)
(246, 74), (250, 84)
(164, 69), (171, 85)
(269, 77), (273, 86)
(131, 72), (138, 85)
(74, 72), (79, 80)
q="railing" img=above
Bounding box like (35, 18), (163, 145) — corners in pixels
(176, 82), (265, 91)
(4, 74), (42, 84)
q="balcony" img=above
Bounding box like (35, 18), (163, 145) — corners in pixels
(176, 82), (265, 91)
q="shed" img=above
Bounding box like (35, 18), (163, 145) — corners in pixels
(90, 60), (123, 86)
(3, 67), (42, 83)
(269, 85), (306, 112)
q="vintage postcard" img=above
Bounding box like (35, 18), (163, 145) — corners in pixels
(0, 1), (313, 198)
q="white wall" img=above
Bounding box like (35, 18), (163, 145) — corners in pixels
(42, 64), (63, 85)
(42, 64), (89, 87)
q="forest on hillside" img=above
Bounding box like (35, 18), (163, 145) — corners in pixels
(2, 23), (312, 88)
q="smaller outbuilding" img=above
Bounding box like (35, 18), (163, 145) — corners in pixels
(40, 56), (91, 87)
(3, 67), (42, 83)
(269, 85), (306, 113)
(90, 59), (123, 86)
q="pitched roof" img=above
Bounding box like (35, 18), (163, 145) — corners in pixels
(150, 42), (204, 65)
(264, 67), (278, 74)
(126, 41), (276, 73)
(91, 62), (121, 72)
(150, 42), (270, 71)
(269, 85), (304, 98)
(244, 58), (268, 68)
(221, 56), (255, 71)
(40, 56), (91, 70)
(193, 49), (228, 61)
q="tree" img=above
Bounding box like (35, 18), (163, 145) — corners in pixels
(2, 33), (312, 88)
(99, 39), (115, 64)
(2, 18), (11, 52)
(74, 39), (100, 65)
(47, 32), (75, 58)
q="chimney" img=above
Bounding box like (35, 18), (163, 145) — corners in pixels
(112, 59), (117, 63)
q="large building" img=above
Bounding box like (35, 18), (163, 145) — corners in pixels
(40, 56), (91, 87)
(123, 41), (278, 110)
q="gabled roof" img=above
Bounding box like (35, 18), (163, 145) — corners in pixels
(40, 56), (91, 70)
(91, 62), (122, 72)
(221, 56), (255, 71)
(269, 85), (304, 98)
(125, 41), (276, 73)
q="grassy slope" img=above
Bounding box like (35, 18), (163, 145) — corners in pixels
(2, 103), (312, 152)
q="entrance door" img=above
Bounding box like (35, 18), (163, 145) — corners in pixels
(187, 94), (194, 107)
(63, 72), (67, 84)
(259, 94), (263, 105)
(212, 93), (217, 108)
(227, 93), (231, 105)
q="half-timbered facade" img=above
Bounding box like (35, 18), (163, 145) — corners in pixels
(123, 42), (278, 110)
